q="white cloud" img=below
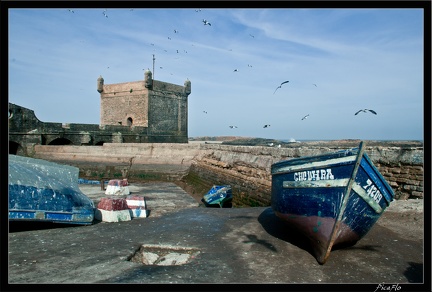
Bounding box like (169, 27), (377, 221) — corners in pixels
(8, 7), (424, 140)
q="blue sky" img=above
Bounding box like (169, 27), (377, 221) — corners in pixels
(8, 7), (425, 141)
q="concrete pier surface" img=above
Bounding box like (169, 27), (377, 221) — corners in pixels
(7, 182), (427, 289)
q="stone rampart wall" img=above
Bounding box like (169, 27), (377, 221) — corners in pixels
(192, 143), (424, 206)
(32, 142), (424, 206)
(33, 143), (204, 181)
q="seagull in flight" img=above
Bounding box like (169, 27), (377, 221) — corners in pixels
(102, 9), (108, 18)
(263, 124), (271, 128)
(301, 114), (310, 120)
(229, 125), (238, 129)
(273, 81), (289, 94)
(202, 19), (211, 26)
(355, 109), (377, 115)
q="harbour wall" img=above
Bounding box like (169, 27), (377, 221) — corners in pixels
(32, 141), (424, 207)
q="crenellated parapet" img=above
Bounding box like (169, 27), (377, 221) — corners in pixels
(8, 101), (189, 157)
(97, 72), (191, 137)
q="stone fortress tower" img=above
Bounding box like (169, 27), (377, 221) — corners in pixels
(8, 70), (191, 155)
(97, 70), (191, 142)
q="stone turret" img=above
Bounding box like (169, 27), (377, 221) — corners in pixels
(184, 79), (191, 96)
(97, 75), (104, 93)
(97, 71), (188, 142)
(144, 69), (153, 89)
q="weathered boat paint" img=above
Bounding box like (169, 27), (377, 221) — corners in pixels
(271, 141), (394, 264)
(202, 185), (233, 208)
(8, 155), (95, 225)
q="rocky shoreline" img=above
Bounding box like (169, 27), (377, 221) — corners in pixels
(190, 136), (423, 148)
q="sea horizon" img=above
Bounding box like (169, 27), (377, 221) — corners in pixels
(188, 136), (424, 143)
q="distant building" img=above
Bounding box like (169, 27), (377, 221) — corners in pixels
(9, 71), (191, 155)
(98, 70), (191, 131)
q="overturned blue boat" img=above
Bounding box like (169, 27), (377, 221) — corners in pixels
(202, 185), (233, 208)
(271, 141), (394, 264)
(8, 155), (95, 225)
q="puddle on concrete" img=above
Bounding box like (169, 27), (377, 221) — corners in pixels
(128, 244), (200, 266)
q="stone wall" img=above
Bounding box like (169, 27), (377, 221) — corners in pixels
(8, 102), (190, 155)
(188, 143), (424, 206)
(31, 141), (424, 207)
(33, 143), (205, 182)
(375, 164), (424, 200)
(148, 80), (188, 137)
(100, 80), (149, 127)
(98, 76), (190, 141)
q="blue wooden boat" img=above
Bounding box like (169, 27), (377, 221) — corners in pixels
(202, 185), (233, 208)
(271, 141), (394, 264)
(9, 155), (95, 225)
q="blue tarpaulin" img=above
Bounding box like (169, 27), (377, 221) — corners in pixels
(8, 155), (95, 224)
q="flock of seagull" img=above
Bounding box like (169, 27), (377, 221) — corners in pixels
(205, 77), (378, 130)
(65, 9), (378, 133)
(67, 8), (215, 75)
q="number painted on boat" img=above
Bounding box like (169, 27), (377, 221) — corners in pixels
(362, 179), (383, 204)
(294, 168), (335, 181)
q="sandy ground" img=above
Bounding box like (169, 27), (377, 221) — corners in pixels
(175, 180), (426, 245)
(376, 198), (425, 242)
(8, 182), (426, 285)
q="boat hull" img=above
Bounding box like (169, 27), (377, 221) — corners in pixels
(202, 185), (233, 208)
(271, 142), (394, 264)
(8, 155), (95, 225)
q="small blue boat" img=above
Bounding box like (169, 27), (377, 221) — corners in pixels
(202, 185), (233, 208)
(271, 141), (394, 264)
(8, 155), (95, 225)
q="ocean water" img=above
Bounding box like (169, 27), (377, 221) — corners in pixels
(280, 139), (423, 143)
